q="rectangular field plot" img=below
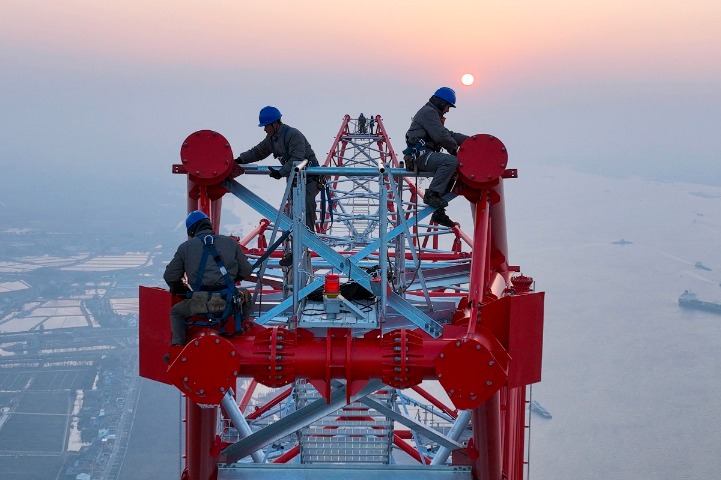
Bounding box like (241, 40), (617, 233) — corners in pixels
(61, 252), (151, 271)
(16, 391), (72, 414)
(41, 316), (90, 329)
(109, 298), (139, 315)
(0, 453), (65, 480)
(0, 414), (67, 452)
(30, 369), (96, 391)
(0, 372), (33, 391)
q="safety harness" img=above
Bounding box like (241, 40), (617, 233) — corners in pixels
(319, 177), (333, 230)
(402, 139), (427, 172)
(185, 234), (244, 333)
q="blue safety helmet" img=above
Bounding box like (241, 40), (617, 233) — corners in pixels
(433, 87), (456, 108)
(258, 106), (282, 127)
(185, 210), (209, 229)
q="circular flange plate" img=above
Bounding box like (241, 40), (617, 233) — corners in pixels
(457, 134), (508, 187)
(180, 130), (234, 185)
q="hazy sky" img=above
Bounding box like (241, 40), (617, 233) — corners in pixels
(1, 0), (720, 199)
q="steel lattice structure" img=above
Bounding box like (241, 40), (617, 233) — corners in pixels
(139, 115), (544, 480)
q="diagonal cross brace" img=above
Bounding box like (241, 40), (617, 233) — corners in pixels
(360, 396), (463, 451)
(222, 177), (443, 337)
(221, 379), (385, 463)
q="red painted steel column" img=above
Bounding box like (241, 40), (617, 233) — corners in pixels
(186, 401), (218, 480)
(182, 133), (229, 480)
(502, 386), (527, 480)
(471, 391), (502, 480)
(469, 193), (491, 332)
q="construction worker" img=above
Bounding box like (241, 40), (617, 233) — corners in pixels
(358, 113), (367, 134)
(234, 106), (320, 232)
(404, 87), (469, 228)
(164, 211), (253, 346)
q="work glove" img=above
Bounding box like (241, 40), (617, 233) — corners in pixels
(167, 281), (190, 296)
(268, 167), (283, 180)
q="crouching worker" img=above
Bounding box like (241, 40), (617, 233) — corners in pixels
(163, 211), (253, 346)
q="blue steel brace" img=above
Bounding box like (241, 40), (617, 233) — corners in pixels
(221, 170), (445, 338)
(290, 165), (306, 317)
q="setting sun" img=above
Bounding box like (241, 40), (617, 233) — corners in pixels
(461, 73), (475, 86)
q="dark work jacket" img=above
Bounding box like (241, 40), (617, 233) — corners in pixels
(163, 226), (252, 291)
(236, 124), (319, 178)
(405, 101), (469, 153)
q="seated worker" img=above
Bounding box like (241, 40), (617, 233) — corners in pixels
(404, 87), (469, 228)
(163, 211), (253, 346)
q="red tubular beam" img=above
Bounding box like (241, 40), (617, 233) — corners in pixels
(166, 325), (510, 410)
(468, 194), (491, 332)
(323, 115), (351, 166)
(410, 385), (457, 419)
(238, 379), (258, 415)
(184, 170), (226, 479)
(236, 219), (270, 247)
(240, 332), (446, 380)
(273, 444), (300, 463)
(186, 403), (218, 480)
(471, 392), (502, 480)
(374, 115), (400, 167)
(393, 433), (432, 465)
(246, 386), (292, 420)
(489, 180), (511, 283)
(501, 386), (527, 480)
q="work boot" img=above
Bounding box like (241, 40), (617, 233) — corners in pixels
(423, 190), (448, 209)
(279, 253), (293, 267)
(431, 209), (456, 228)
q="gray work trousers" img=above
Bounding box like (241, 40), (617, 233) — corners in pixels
(170, 292), (253, 345)
(418, 151), (458, 194)
(304, 178), (320, 231)
(170, 299), (195, 345)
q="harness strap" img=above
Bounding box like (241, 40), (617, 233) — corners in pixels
(319, 182), (333, 230)
(187, 235), (243, 332)
(402, 139), (427, 161)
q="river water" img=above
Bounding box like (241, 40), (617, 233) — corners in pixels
(494, 164), (721, 480)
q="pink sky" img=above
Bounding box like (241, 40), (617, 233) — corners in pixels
(4, 2), (720, 82)
(1, 1), (720, 181)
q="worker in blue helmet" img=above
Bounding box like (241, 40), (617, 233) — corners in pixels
(404, 87), (469, 228)
(163, 211), (253, 346)
(234, 106), (321, 266)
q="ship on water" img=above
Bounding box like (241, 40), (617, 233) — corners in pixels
(530, 400), (552, 419)
(678, 290), (721, 314)
(694, 261), (712, 271)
